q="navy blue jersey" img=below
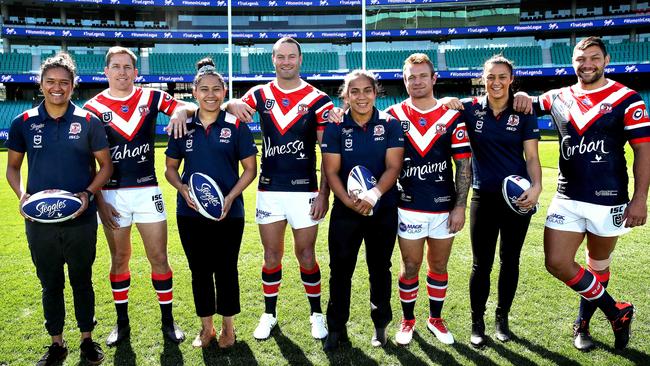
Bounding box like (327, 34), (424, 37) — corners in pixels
(241, 80), (333, 192)
(84, 87), (178, 189)
(321, 108), (404, 212)
(387, 100), (471, 213)
(461, 96), (540, 193)
(5, 101), (109, 217)
(535, 79), (650, 205)
(166, 111), (257, 218)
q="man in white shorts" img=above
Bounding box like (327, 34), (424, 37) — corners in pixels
(385, 54), (472, 346)
(225, 37), (334, 340)
(515, 36), (650, 351)
(84, 46), (186, 346)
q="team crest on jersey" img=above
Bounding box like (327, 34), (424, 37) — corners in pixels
(632, 108), (646, 120)
(418, 117), (427, 127)
(401, 121), (410, 132)
(435, 123), (447, 135)
(475, 119), (484, 130)
(298, 104), (309, 115)
(220, 128), (231, 139)
(138, 105), (150, 117)
(282, 98), (290, 107)
(507, 115), (520, 126)
(120, 105), (129, 113)
(374, 125), (385, 136)
(581, 97), (593, 107)
(345, 138), (353, 149)
(33, 134), (42, 145)
(599, 103), (613, 114)
(265, 99), (275, 110)
(455, 129), (465, 140)
(185, 138), (193, 150)
(102, 111), (113, 123)
(69, 122), (81, 135)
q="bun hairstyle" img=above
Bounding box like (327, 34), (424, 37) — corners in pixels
(40, 52), (78, 86)
(193, 56), (225, 88)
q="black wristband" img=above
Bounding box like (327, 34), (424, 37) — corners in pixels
(84, 189), (95, 202)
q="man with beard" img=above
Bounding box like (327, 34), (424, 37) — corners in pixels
(514, 36), (650, 351)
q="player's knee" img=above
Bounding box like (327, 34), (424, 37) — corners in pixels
(295, 247), (315, 267)
(111, 251), (131, 267)
(148, 251), (169, 268)
(402, 260), (421, 278)
(544, 255), (564, 278)
(263, 253), (282, 269)
(428, 260), (447, 275)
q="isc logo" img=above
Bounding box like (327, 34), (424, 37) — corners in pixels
(152, 194), (163, 201)
(610, 206), (624, 214)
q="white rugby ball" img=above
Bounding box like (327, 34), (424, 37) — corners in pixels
(188, 172), (225, 221)
(502, 175), (537, 216)
(22, 189), (83, 223)
(347, 165), (377, 215)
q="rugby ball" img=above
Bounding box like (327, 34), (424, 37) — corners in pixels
(188, 172), (225, 221)
(22, 189), (83, 223)
(502, 175), (537, 216)
(347, 165), (378, 215)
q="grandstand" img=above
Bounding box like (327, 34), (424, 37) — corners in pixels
(1, 0), (650, 133)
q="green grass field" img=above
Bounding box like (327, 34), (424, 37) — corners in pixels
(1, 141), (649, 365)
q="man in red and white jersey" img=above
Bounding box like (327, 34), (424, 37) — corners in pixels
(225, 37), (333, 340)
(515, 36), (650, 351)
(84, 46), (186, 346)
(385, 54), (472, 346)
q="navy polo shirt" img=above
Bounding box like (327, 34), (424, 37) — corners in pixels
(5, 101), (109, 217)
(461, 97), (540, 193)
(321, 108), (404, 212)
(165, 110), (258, 218)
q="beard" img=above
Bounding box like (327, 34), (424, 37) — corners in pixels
(577, 68), (605, 85)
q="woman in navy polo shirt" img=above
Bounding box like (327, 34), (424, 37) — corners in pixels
(165, 58), (257, 349)
(321, 70), (404, 350)
(446, 55), (542, 347)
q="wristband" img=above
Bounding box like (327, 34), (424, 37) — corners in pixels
(84, 189), (95, 202)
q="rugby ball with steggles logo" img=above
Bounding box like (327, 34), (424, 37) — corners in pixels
(21, 189), (83, 223)
(347, 165), (378, 215)
(502, 175), (538, 216)
(188, 172), (225, 221)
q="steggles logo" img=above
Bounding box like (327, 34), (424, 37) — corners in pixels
(35, 200), (66, 218)
(197, 184), (221, 207)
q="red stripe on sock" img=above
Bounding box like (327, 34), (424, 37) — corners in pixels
(399, 289), (418, 301)
(595, 271), (611, 283)
(157, 291), (173, 302)
(582, 279), (604, 300)
(152, 271), (173, 281)
(304, 283), (321, 295)
(263, 282), (281, 295)
(262, 264), (282, 274)
(427, 286), (447, 299)
(399, 275), (419, 285)
(300, 263), (320, 275)
(110, 272), (131, 282)
(427, 271), (448, 282)
(112, 289), (129, 301)
(565, 267), (586, 287)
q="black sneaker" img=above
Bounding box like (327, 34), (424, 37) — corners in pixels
(36, 341), (68, 366)
(573, 319), (595, 351)
(371, 327), (388, 347)
(610, 302), (635, 350)
(323, 329), (350, 352)
(495, 313), (511, 342)
(106, 324), (130, 347)
(470, 318), (487, 349)
(80, 338), (104, 365)
(162, 322), (186, 344)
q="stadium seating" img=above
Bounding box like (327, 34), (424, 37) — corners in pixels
(445, 46), (542, 68)
(345, 50), (438, 70)
(0, 101), (34, 129)
(551, 41), (650, 65)
(149, 53), (241, 75)
(0, 52), (32, 74)
(248, 52), (339, 74)
(40, 51), (142, 75)
(550, 43), (572, 66)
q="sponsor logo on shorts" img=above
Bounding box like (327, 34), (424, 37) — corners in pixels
(152, 194), (164, 213)
(399, 222), (423, 234)
(547, 213), (565, 225)
(610, 205), (625, 227)
(256, 209), (272, 219)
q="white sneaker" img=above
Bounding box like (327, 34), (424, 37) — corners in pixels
(427, 317), (455, 345)
(253, 313), (278, 340)
(395, 318), (416, 345)
(310, 313), (328, 339)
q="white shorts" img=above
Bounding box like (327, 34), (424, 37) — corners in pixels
(545, 197), (630, 237)
(397, 208), (456, 240)
(255, 191), (321, 229)
(100, 186), (167, 228)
